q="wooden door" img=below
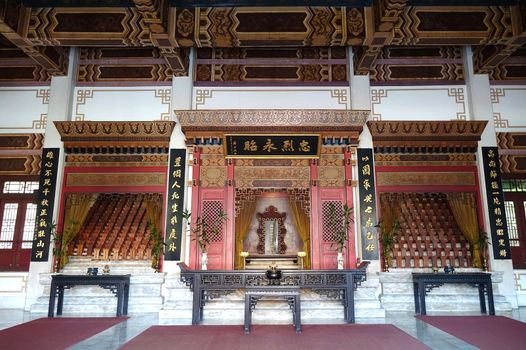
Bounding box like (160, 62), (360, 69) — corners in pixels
(0, 199), (36, 271)
(504, 193), (526, 268)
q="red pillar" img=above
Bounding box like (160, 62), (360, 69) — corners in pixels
(344, 147), (357, 268)
(310, 159), (321, 269)
(189, 147), (201, 269)
(225, 158), (235, 269)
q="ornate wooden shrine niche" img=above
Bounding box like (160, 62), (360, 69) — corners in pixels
(369, 120), (487, 270)
(256, 206), (287, 255)
(53, 121), (174, 262)
(179, 109), (367, 270)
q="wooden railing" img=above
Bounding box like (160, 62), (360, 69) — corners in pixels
(178, 262), (369, 325)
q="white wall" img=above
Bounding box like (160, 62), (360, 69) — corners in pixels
(0, 273), (28, 309)
(192, 87), (351, 110)
(490, 86), (526, 132)
(370, 86), (470, 121)
(0, 87), (50, 133)
(515, 270), (526, 306)
(72, 87), (173, 121)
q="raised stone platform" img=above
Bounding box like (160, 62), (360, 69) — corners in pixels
(379, 269), (513, 315)
(159, 266), (385, 324)
(30, 257), (164, 315)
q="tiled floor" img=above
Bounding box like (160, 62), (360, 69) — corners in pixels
(1, 308), (525, 350)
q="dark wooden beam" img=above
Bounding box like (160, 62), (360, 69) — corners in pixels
(132, 0), (189, 75)
(0, 1), (68, 75)
(472, 4), (526, 73)
(353, 0), (408, 75)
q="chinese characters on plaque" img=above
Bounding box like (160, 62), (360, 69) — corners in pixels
(482, 147), (511, 260)
(357, 149), (378, 260)
(224, 134), (320, 158)
(30, 148), (60, 262)
(164, 149), (186, 261)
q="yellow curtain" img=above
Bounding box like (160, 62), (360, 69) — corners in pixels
(145, 195), (164, 270)
(145, 196), (163, 231)
(447, 192), (482, 267)
(61, 193), (97, 267)
(378, 194), (402, 267)
(234, 200), (257, 269)
(289, 199), (311, 269)
(379, 194), (401, 236)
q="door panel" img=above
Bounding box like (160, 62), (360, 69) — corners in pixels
(503, 194), (526, 269)
(0, 201), (35, 271)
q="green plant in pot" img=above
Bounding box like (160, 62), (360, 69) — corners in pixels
(149, 223), (166, 272)
(477, 231), (491, 271)
(182, 209), (228, 270)
(327, 203), (354, 269)
(50, 220), (79, 273)
(377, 219), (400, 272)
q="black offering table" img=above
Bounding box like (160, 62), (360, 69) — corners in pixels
(48, 274), (130, 317)
(412, 272), (495, 316)
(178, 262), (368, 325)
(244, 285), (301, 333)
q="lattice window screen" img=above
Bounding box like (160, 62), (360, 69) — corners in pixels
(322, 200), (343, 243)
(202, 200), (224, 242)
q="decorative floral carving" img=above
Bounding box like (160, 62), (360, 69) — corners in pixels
(54, 121), (175, 141)
(348, 8), (364, 36)
(177, 9), (194, 37)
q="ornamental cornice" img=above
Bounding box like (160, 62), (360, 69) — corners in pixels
(54, 121), (176, 141)
(367, 120), (487, 141)
(176, 109), (369, 132)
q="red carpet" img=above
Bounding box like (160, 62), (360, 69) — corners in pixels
(0, 317), (127, 350)
(119, 324), (429, 350)
(417, 315), (526, 350)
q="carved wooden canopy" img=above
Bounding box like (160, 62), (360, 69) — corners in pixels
(54, 121), (175, 152)
(177, 109), (369, 144)
(368, 120), (488, 153)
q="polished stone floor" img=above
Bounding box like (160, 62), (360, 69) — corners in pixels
(0, 308), (525, 350)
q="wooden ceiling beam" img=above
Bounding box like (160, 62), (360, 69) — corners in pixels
(353, 0), (408, 75)
(472, 4), (526, 73)
(132, 0), (189, 75)
(0, 1), (68, 75)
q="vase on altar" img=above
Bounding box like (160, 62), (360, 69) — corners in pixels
(266, 263), (282, 285)
(337, 251), (344, 270)
(201, 252), (208, 270)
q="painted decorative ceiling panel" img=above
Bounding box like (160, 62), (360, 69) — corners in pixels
(195, 47), (348, 84)
(77, 48), (174, 83)
(0, 2), (524, 83)
(370, 46), (464, 84)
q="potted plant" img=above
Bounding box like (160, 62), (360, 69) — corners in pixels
(182, 209), (228, 270)
(50, 220), (79, 273)
(328, 203), (353, 269)
(377, 219), (400, 272)
(477, 231), (491, 271)
(149, 223), (166, 272)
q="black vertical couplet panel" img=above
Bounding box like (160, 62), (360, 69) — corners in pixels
(164, 149), (186, 261)
(357, 148), (378, 260)
(31, 148), (60, 262)
(482, 147), (511, 260)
